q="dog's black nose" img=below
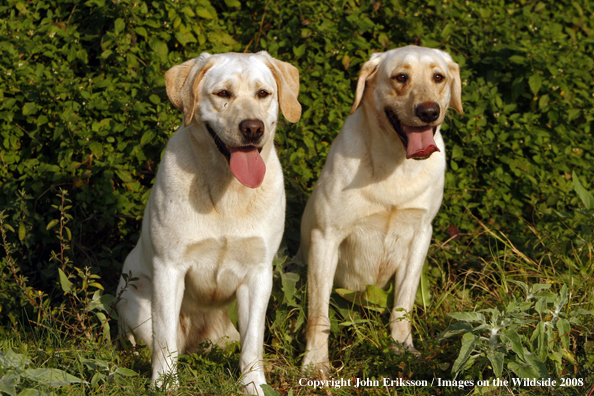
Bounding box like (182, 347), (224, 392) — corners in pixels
(239, 119), (264, 142)
(415, 102), (440, 123)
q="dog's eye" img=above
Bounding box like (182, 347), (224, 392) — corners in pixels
(216, 90), (231, 98)
(434, 74), (444, 82)
(257, 90), (269, 98)
(393, 74), (408, 83)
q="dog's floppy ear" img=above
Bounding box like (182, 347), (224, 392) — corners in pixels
(447, 60), (463, 114)
(350, 52), (384, 115)
(437, 50), (463, 114)
(259, 51), (302, 123)
(165, 52), (216, 126)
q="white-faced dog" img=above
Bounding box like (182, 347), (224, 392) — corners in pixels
(300, 46), (463, 373)
(116, 51), (301, 395)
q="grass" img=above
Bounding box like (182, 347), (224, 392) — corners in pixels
(1, 213), (593, 396)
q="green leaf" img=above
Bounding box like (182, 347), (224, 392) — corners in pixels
(135, 27), (147, 37)
(23, 368), (86, 387)
(416, 261), (431, 308)
(507, 360), (541, 379)
(88, 292), (116, 314)
(437, 322), (473, 340)
(91, 372), (105, 387)
(280, 271), (299, 305)
(149, 38), (168, 62)
(0, 372), (18, 396)
(335, 285), (390, 312)
(523, 352), (549, 378)
(509, 280), (529, 296)
(452, 332), (478, 375)
(224, 0), (241, 7)
(572, 171), (594, 209)
(487, 350), (504, 378)
(447, 312), (486, 323)
(81, 358), (109, 370)
(0, 350), (31, 370)
(530, 283), (552, 293)
(115, 169), (134, 183)
(22, 103), (38, 116)
(501, 329), (526, 360)
(209, 30), (237, 46)
(46, 219), (59, 230)
(531, 321), (548, 362)
(94, 312), (110, 340)
(58, 269), (73, 294)
(88, 282), (104, 290)
(293, 44), (306, 57)
(88, 142), (103, 158)
(18, 222), (26, 241)
(533, 291), (557, 302)
(196, 7), (214, 19)
(556, 318), (571, 350)
(363, 284), (390, 307)
(114, 18), (125, 35)
(181, 7), (195, 17)
(15, 389), (43, 396)
(227, 299), (238, 329)
(451, 144), (463, 159)
(114, 368), (138, 377)
(528, 74), (542, 95)
(260, 384), (282, 396)
(534, 297), (547, 315)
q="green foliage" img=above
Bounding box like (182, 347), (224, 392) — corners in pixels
(79, 357), (138, 389)
(439, 281), (592, 379)
(0, 349), (86, 395)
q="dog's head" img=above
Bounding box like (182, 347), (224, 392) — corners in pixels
(351, 45), (463, 160)
(165, 51), (301, 188)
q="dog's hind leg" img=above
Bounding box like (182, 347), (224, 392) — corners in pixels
(117, 245), (153, 348)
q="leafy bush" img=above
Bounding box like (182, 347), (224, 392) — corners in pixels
(439, 282), (592, 380)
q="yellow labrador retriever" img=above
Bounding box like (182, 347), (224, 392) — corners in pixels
(300, 45), (462, 373)
(116, 51), (300, 395)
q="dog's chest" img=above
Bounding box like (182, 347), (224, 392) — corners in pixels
(336, 207), (428, 289)
(182, 236), (267, 306)
(359, 159), (444, 209)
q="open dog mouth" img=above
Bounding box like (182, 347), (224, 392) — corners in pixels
(385, 109), (440, 160)
(205, 123), (265, 188)
(206, 124), (263, 159)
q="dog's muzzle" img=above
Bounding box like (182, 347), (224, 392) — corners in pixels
(205, 123), (266, 188)
(385, 109), (440, 160)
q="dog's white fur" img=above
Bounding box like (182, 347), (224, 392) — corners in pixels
(116, 51), (300, 395)
(300, 46), (463, 373)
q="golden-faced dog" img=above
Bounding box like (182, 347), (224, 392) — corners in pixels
(300, 45), (463, 373)
(117, 51), (300, 395)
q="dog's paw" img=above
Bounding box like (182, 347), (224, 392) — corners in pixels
(391, 342), (421, 357)
(301, 358), (331, 377)
(242, 382), (267, 396)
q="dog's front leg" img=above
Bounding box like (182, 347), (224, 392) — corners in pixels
(236, 265), (272, 396)
(390, 225), (432, 355)
(302, 229), (340, 375)
(151, 262), (186, 388)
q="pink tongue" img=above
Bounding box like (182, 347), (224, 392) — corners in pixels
(402, 125), (440, 159)
(229, 147), (266, 188)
